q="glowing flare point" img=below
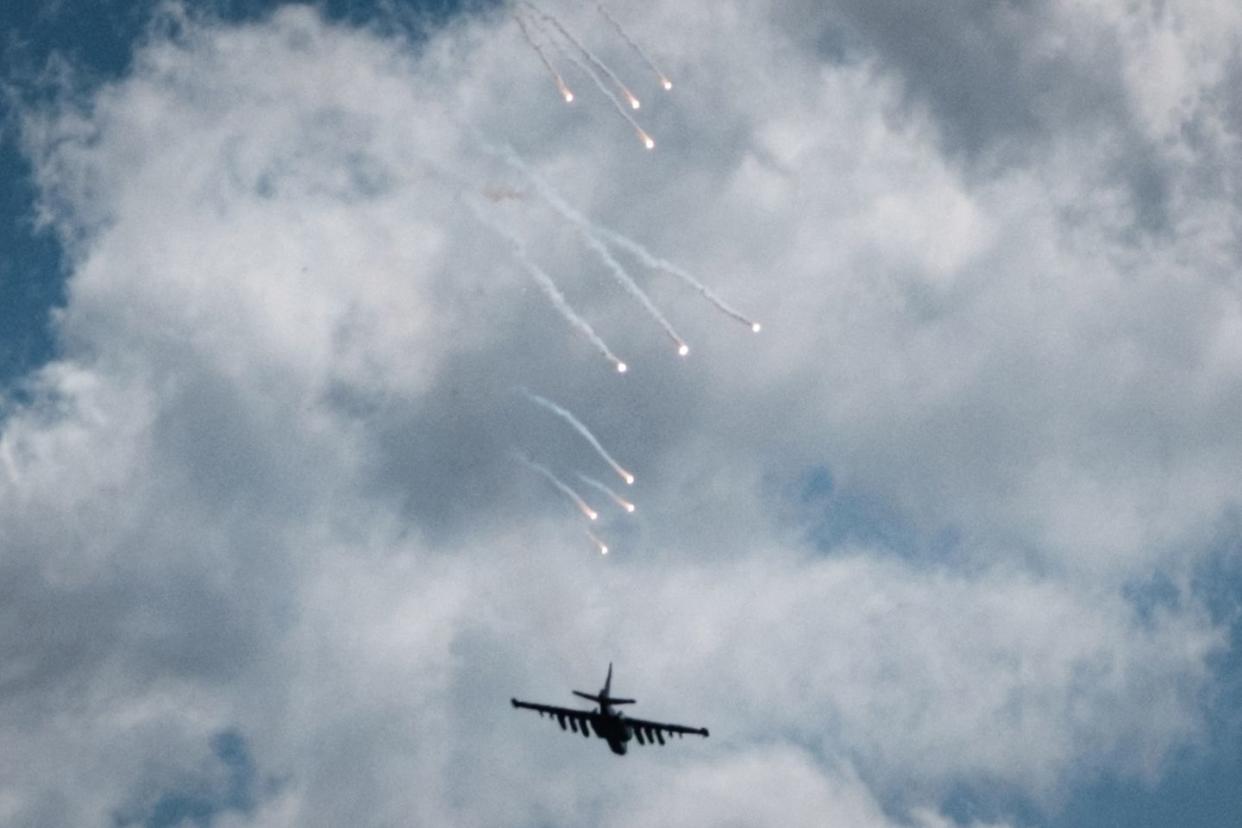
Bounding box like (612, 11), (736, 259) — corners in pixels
(643, 135), (655, 150)
(661, 78), (673, 91)
(678, 343), (690, 357)
(575, 472), (637, 517)
(627, 94), (641, 110)
(563, 91), (574, 103)
(752, 322), (762, 333)
(617, 362), (628, 374)
(588, 510), (598, 521)
(623, 472), (635, 486)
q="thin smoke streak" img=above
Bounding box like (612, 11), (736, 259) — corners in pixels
(576, 473), (635, 513)
(514, 12), (573, 102)
(585, 232), (686, 353)
(482, 142), (757, 332)
(595, 226), (760, 330)
(525, 2), (641, 109)
(496, 146), (684, 351)
(512, 451), (598, 520)
(595, 3), (672, 90)
(520, 388), (634, 485)
(560, 44), (653, 148)
(467, 201), (628, 372)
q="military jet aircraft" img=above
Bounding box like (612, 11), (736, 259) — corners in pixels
(511, 664), (710, 755)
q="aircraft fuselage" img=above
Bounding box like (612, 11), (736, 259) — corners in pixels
(593, 704), (631, 755)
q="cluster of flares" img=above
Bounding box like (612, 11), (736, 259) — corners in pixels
(489, 4), (762, 556)
(514, 1), (664, 149)
(513, 392), (636, 554)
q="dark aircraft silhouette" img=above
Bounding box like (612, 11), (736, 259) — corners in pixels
(511, 664), (710, 755)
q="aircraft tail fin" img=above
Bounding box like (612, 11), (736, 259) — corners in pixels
(573, 664), (636, 706)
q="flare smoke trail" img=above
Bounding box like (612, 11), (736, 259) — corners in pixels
(595, 3), (673, 90)
(521, 389), (635, 485)
(468, 201), (628, 373)
(577, 473), (636, 513)
(494, 146), (685, 353)
(514, 13), (574, 102)
(524, 2), (643, 111)
(596, 227), (762, 332)
(513, 452), (599, 521)
(587, 529), (609, 555)
(483, 141), (754, 336)
(585, 233), (688, 354)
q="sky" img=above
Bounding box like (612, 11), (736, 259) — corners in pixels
(2, 0), (1242, 826)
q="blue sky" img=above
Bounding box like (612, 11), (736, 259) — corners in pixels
(3, 1), (1242, 826)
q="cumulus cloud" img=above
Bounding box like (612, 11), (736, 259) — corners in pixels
(2, 0), (1241, 824)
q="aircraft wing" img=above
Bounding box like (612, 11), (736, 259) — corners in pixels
(511, 699), (600, 738)
(622, 715), (710, 746)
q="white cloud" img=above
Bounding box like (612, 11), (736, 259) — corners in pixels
(3, 0), (1241, 824)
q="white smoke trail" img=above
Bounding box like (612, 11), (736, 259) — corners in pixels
(492, 146), (686, 354)
(467, 201), (629, 373)
(514, 12), (574, 102)
(520, 388), (635, 485)
(584, 232), (687, 354)
(524, 2), (643, 111)
(595, 3), (673, 90)
(576, 472), (636, 513)
(513, 451), (599, 521)
(595, 227), (762, 332)
(480, 141), (758, 334)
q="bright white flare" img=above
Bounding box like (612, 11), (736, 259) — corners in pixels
(514, 13), (576, 106)
(595, 3), (674, 94)
(617, 362), (628, 373)
(641, 132), (655, 150)
(678, 343), (690, 356)
(587, 530), (609, 555)
(577, 473), (637, 515)
(627, 94), (641, 110)
(752, 322), (762, 333)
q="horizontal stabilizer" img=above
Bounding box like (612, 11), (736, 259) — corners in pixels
(573, 691), (636, 705)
